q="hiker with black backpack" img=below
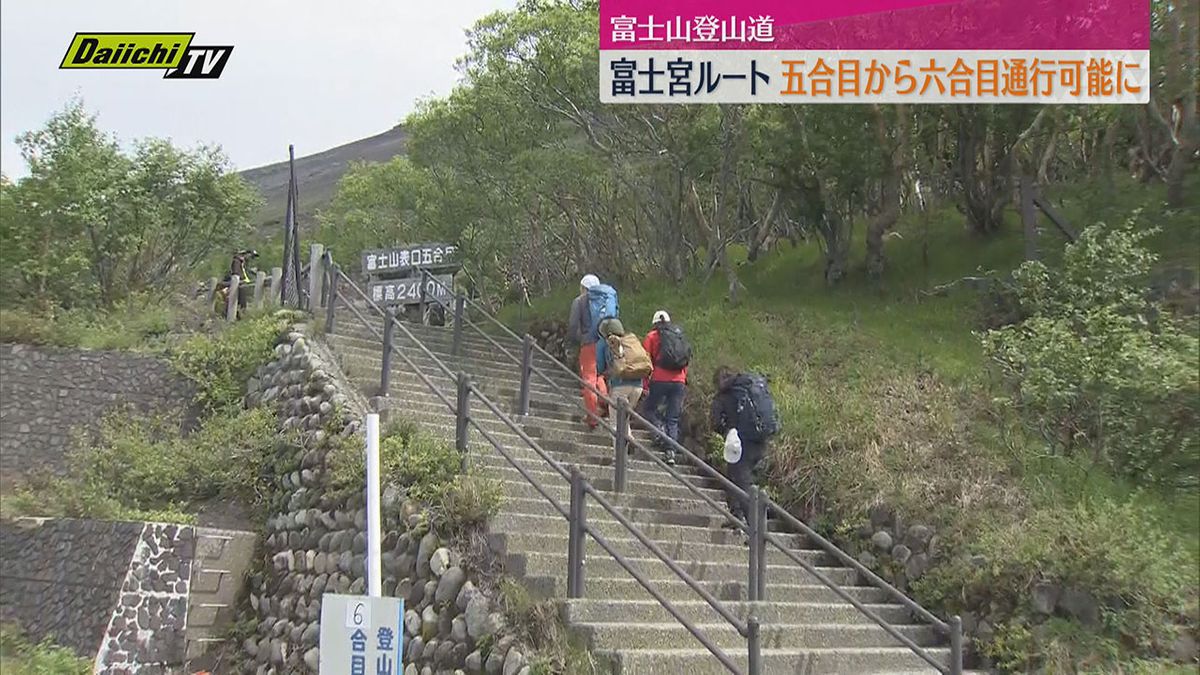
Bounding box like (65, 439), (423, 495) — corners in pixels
(642, 310), (692, 464)
(567, 274), (617, 430)
(710, 365), (781, 525)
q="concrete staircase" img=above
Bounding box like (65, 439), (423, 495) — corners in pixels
(324, 311), (957, 674)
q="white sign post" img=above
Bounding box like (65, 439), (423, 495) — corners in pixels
(320, 413), (399, 672)
(365, 412), (383, 598)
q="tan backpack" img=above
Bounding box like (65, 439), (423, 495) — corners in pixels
(607, 333), (652, 380)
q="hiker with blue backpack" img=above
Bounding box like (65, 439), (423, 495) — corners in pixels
(710, 365), (781, 525)
(567, 274), (619, 430)
(642, 310), (692, 465)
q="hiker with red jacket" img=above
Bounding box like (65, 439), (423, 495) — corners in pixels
(642, 310), (692, 465)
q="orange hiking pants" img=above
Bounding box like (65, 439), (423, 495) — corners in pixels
(578, 342), (608, 426)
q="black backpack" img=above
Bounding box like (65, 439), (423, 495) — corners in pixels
(654, 323), (692, 370)
(731, 373), (780, 442)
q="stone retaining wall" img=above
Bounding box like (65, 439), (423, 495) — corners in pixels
(0, 344), (195, 482)
(237, 326), (529, 674)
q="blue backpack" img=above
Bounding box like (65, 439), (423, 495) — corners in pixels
(587, 284), (619, 341)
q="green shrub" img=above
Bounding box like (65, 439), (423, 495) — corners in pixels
(328, 420), (461, 504)
(495, 578), (602, 675)
(432, 474), (503, 534)
(171, 311), (292, 413)
(916, 497), (1198, 671)
(4, 406), (276, 523)
(0, 295), (175, 350)
(0, 625), (90, 675)
(983, 219), (1199, 488)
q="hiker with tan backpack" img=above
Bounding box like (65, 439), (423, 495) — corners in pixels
(595, 318), (653, 427)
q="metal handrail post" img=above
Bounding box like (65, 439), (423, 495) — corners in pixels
(518, 335), (534, 416)
(419, 269), (430, 326)
(567, 466), (586, 598)
(950, 615), (963, 675)
(324, 264), (340, 334)
(455, 372), (470, 460)
(452, 293), (466, 357)
(380, 310), (396, 396)
(614, 398), (629, 493)
(747, 486), (761, 602)
(747, 615), (762, 675)
(320, 250), (333, 307)
(755, 488), (767, 602)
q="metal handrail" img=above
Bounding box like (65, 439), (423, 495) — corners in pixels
(325, 264), (761, 674)
(768, 502), (951, 630)
(333, 285), (450, 410)
(419, 273), (753, 514)
(421, 270), (523, 343)
(467, 382), (570, 483)
(336, 269), (457, 383)
(411, 267), (964, 674)
(582, 478), (750, 674)
(463, 389), (753, 673)
(322, 257), (962, 674)
(465, 414), (569, 518)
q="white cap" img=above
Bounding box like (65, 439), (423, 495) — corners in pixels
(580, 274), (600, 289)
(652, 310), (671, 324)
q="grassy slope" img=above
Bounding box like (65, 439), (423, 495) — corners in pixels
(500, 174), (1199, 590)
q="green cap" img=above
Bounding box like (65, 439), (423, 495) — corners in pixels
(599, 318), (625, 337)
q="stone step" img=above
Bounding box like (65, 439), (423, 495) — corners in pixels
(491, 513), (798, 550)
(381, 395), (682, 472)
(560, 599), (917, 626)
(379, 417), (717, 503)
(337, 351), (566, 400)
(493, 532), (826, 568)
(373, 395), (672, 461)
(333, 317), (537, 358)
(493, 480), (745, 520)
(484, 460), (735, 506)
(597, 646), (954, 675)
(330, 330), (571, 385)
(391, 413), (708, 482)
(579, 621), (938, 651)
(479, 448), (723, 495)
(333, 345), (559, 392)
(497, 496), (776, 536)
(511, 551), (861, 589)
(369, 408), (717, 497)
(523, 573), (895, 606)
(319, 324), (955, 675)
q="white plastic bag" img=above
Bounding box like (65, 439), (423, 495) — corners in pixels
(723, 428), (743, 464)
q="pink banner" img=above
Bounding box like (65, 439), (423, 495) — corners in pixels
(600, 0), (1149, 50)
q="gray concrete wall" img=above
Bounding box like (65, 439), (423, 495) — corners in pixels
(0, 517), (258, 672)
(0, 344), (195, 482)
(0, 518), (143, 658)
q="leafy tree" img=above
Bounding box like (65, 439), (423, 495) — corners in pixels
(1, 99), (260, 309)
(984, 219), (1199, 487)
(318, 0), (1198, 302)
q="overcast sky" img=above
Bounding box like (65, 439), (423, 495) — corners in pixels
(0, 0), (517, 178)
